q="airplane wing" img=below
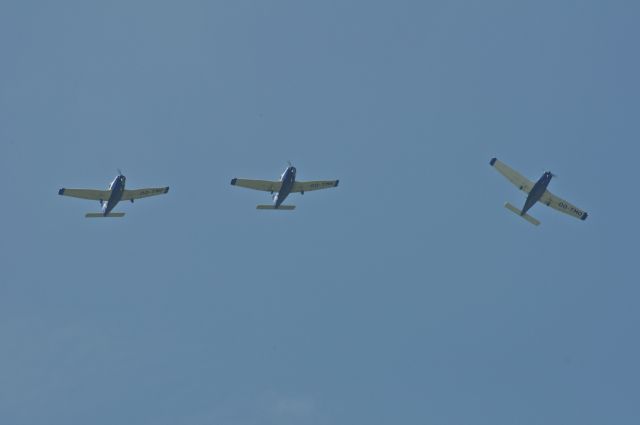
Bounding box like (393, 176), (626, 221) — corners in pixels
(121, 187), (170, 201)
(490, 158), (535, 193)
(58, 188), (111, 201)
(539, 190), (588, 221)
(291, 180), (339, 193)
(230, 178), (282, 192)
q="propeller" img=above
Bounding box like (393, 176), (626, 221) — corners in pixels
(287, 160), (293, 168)
(117, 168), (123, 176)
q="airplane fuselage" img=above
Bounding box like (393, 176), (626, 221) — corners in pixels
(274, 167), (296, 208)
(103, 175), (126, 215)
(522, 172), (552, 215)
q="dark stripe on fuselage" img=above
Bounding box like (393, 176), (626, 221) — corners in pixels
(522, 172), (552, 216)
(104, 176), (126, 215)
(275, 167), (296, 208)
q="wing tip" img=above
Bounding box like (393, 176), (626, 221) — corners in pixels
(58, 188), (65, 195)
(230, 178), (237, 186)
(490, 158), (497, 166)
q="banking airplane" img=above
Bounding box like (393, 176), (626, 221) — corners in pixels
(490, 158), (588, 225)
(59, 172), (169, 217)
(230, 164), (339, 210)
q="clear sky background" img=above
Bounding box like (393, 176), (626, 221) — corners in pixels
(1, 1), (639, 424)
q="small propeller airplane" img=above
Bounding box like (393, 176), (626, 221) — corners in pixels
(59, 170), (169, 217)
(230, 163), (339, 210)
(490, 158), (588, 226)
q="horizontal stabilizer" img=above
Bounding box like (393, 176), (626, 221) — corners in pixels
(504, 203), (540, 226)
(85, 212), (126, 218)
(256, 205), (296, 210)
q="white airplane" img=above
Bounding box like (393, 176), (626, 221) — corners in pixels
(59, 171), (169, 217)
(231, 164), (339, 210)
(490, 158), (588, 226)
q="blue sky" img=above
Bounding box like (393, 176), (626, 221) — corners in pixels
(1, 1), (639, 424)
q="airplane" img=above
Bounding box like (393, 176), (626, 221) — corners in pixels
(59, 171), (169, 217)
(230, 164), (339, 210)
(490, 157), (588, 225)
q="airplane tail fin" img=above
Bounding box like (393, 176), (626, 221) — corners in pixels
(504, 203), (540, 226)
(256, 205), (296, 210)
(85, 212), (126, 218)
